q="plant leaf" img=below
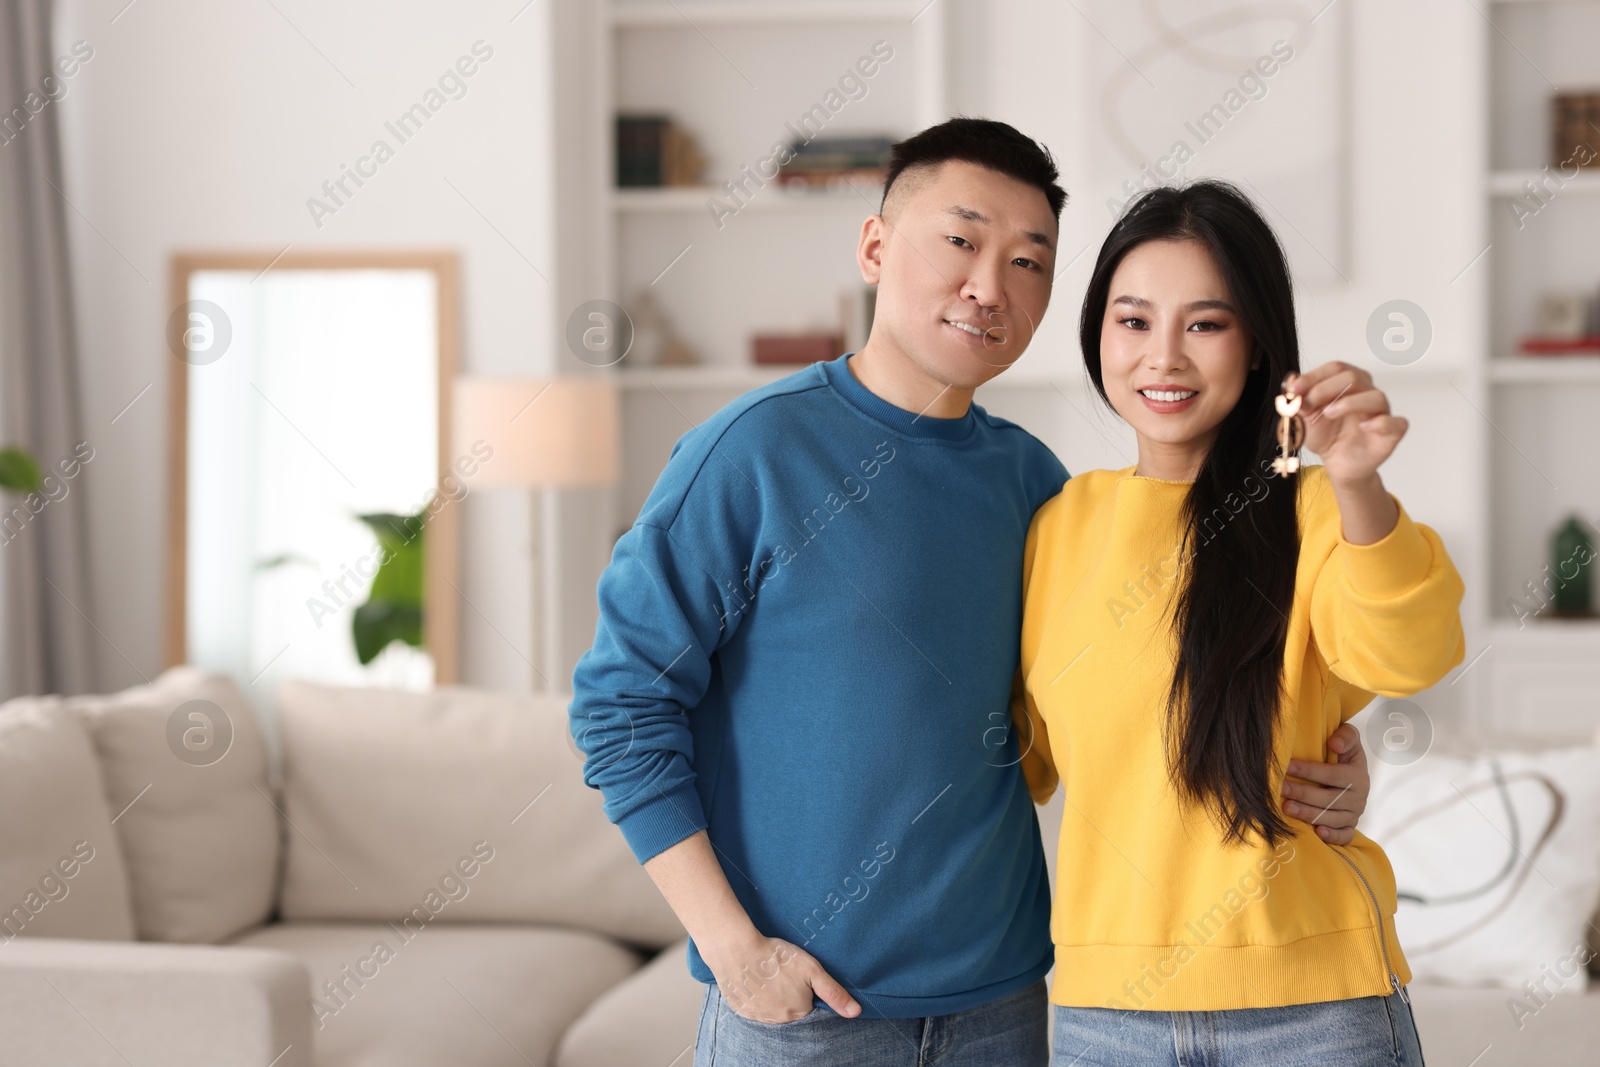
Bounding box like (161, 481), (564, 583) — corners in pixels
(0, 447), (42, 494)
(352, 599), (423, 664)
(350, 507), (428, 663)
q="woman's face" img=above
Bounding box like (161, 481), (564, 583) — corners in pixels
(1098, 238), (1257, 465)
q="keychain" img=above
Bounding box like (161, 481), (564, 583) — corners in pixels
(1271, 384), (1305, 476)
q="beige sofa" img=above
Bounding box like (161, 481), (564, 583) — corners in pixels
(0, 667), (704, 1067)
(4, 667), (1597, 1066)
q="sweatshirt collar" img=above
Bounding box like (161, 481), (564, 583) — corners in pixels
(821, 354), (978, 442)
(1119, 464), (1194, 486)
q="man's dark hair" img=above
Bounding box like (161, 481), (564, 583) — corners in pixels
(879, 116), (1067, 222)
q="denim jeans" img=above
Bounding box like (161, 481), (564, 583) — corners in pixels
(692, 978), (1048, 1067)
(1050, 991), (1426, 1067)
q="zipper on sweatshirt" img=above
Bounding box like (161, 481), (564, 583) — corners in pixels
(1330, 845), (1410, 1005)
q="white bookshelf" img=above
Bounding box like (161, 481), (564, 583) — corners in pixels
(590, 0), (950, 521)
(1471, 0), (1600, 734)
(597, 0), (945, 376)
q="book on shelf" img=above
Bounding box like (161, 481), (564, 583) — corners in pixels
(616, 115), (706, 187)
(1551, 92), (1600, 170)
(776, 134), (893, 190)
(783, 135), (894, 170)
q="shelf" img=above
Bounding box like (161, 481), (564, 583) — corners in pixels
(1488, 617), (1600, 644)
(1490, 356), (1600, 382)
(1488, 170), (1600, 196)
(1365, 361), (1468, 382)
(610, 2), (932, 27)
(616, 365), (797, 389)
(611, 185), (881, 213)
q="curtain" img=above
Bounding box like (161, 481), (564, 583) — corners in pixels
(0, 0), (99, 698)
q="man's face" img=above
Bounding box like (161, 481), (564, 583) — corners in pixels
(857, 160), (1057, 390)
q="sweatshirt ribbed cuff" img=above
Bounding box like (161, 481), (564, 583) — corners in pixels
(1336, 499), (1435, 601)
(615, 778), (708, 864)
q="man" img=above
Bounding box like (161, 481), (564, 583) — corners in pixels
(569, 117), (1370, 1066)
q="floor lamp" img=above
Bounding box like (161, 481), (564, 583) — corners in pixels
(452, 377), (620, 691)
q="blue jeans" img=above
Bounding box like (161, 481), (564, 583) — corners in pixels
(1050, 991), (1426, 1066)
(693, 979), (1048, 1067)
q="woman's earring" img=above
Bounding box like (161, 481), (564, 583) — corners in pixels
(1272, 387), (1305, 476)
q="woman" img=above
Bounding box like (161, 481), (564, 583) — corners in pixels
(1016, 181), (1463, 1065)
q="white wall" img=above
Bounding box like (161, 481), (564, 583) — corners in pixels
(55, 0), (558, 697)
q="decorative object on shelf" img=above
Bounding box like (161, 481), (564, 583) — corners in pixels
(616, 115), (706, 187)
(1551, 515), (1595, 618)
(1270, 385), (1304, 476)
(656, 335), (699, 367)
(752, 332), (843, 365)
(622, 289), (698, 368)
(776, 134), (893, 191)
(1539, 292), (1592, 339)
(1516, 291), (1600, 356)
(838, 284), (877, 354)
(1551, 91), (1600, 170)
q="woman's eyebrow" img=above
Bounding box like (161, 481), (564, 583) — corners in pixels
(1110, 295), (1235, 313)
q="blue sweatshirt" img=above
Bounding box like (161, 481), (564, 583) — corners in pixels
(570, 354), (1067, 1017)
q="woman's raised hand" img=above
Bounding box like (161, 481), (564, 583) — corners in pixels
(1285, 362), (1408, 486)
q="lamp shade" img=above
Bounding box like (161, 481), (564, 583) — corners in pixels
(452, 377), (620, 489)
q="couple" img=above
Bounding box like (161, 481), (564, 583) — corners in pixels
(569, 118), (1464, 1067)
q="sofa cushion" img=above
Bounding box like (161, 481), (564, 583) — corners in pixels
(0, 696), (135, 942)
(1409, 981), (1600, 1066)
(66, 666), (280, 943)
(1366, 743), (1600, 993)
(275, 680), (684, 948)
(555, 939), (702, 1067)
(231, 921), (642, 1067)
(0, 937), (312, 1067)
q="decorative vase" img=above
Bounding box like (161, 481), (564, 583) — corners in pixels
(1552, 515), (1594, 616)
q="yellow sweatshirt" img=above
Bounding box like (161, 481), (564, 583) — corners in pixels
(1016, 464), (1465, 1011)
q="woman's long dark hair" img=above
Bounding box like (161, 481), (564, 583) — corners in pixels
(1079, 180), (1302, 847)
